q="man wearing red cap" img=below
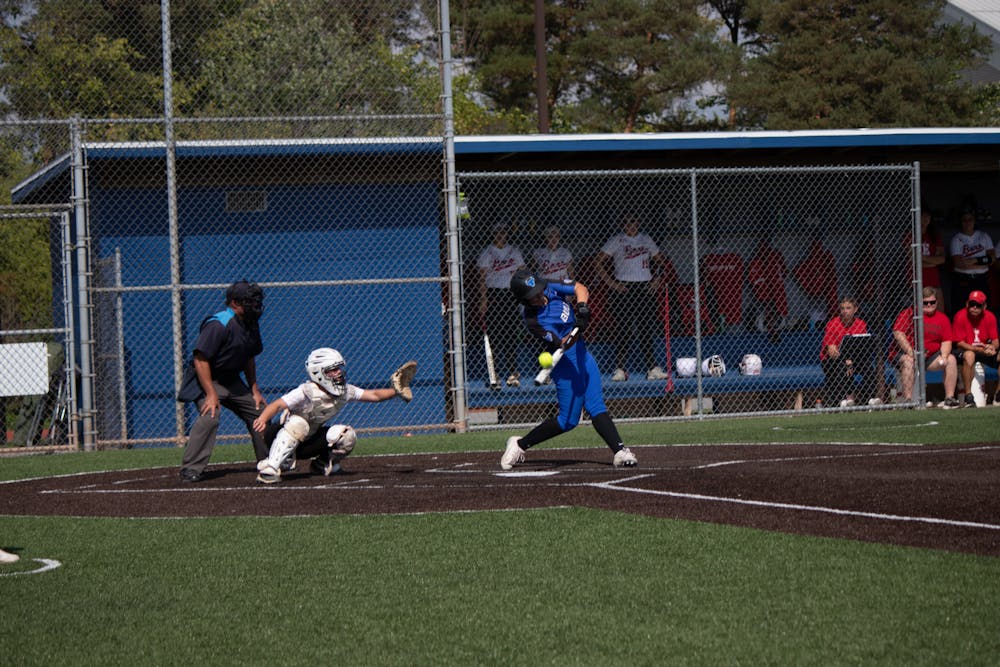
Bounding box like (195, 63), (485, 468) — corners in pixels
(951, 290), (999, 407)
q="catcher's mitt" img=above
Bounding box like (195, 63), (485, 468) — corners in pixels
(391, 360), (417, 402)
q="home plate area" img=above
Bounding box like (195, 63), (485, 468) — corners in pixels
(2, 443), (998, 556)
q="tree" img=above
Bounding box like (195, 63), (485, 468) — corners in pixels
(192, 0), (438, 135)
(702, 0), (765, 128)
(455, 0), (585, 131)
(727, 0), (991, 129)
(564, 0), (724, 132)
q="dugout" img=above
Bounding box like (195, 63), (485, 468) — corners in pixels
(10, 128), (1000, 443)
(455, 128), (1000, 315)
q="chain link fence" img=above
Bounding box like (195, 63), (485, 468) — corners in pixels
(1, 3), (928, 453)
(457, 165), (920, 427)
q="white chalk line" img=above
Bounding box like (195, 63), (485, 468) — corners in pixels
(692, 444), (1000, 470)
(772, 420), (941, 432)
(592, 475), (1000, 532)
(0, 558), (62, 577)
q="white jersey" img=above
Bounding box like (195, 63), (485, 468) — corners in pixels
(600, 232), (660, 282)
(951, 230), (994, 275)
(532, 246), (573, 281)
(477, 243), (525, 289)
(280, 381), (364, 437)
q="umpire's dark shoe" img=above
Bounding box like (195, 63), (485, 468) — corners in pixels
(178, 468), (204, 483)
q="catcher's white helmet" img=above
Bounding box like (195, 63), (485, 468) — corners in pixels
(676, 357), (697, 378)
(702, 355), (726, 377)
(739, 354), (763, 375)
(307, 348), (347, 396)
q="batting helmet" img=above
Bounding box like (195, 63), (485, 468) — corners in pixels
(739, 354), (762, 375)
(510, 268), (546, 304)
(675, 357), (697, 378)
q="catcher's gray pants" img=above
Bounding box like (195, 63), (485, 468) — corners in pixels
(180, 380), (267, 474)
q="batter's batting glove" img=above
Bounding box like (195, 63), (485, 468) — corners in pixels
(575, 302), (591, 333)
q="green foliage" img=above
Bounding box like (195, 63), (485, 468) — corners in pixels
(0, 216), (53, 329)
(0, 140), (52, 330)
(190, 0), (438, 135)
(0, 2), (164, 120)
(728, 0), (991, 129)
(564, 0), (725, 132)
(972, 82), (1000, 126)
(452, 73), (536, 134)
(0, 0), (994, 137)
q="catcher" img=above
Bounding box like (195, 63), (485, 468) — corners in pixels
(252, 348), (416, 484)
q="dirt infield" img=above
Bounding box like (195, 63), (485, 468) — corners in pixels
(2, 443), (998, 557)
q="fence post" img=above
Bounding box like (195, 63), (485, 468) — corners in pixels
(71, 118), (96, 450)
(439, 0), (468, 432)
(161, 0), (186, 444)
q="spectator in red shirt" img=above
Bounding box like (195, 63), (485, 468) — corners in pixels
(794, 231), (838, 329)
(912, 210), (945, 289)
(821, 296), (877, 407)
(891, 287), (957, 407)
(951, 290), (1000, 408)
(746, 235), (788, 342)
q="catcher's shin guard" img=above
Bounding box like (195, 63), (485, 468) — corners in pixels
(257, 426), (302, 482)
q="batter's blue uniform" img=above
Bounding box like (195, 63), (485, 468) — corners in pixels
(522, 281), (608, 431)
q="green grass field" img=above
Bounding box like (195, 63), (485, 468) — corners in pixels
(3, 409), (999, 665)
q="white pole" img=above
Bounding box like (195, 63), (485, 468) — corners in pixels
(71, 119), (96, 450)
(440, 0), (468, 432)
(162, 0), (185, 444)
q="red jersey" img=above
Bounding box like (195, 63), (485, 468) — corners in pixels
(702, 251), (745, 324)
(952, 308), (999, 347)
(821, 315), (868, 361)
(890, 308), (952, 359)
(904, 231), (943, 289)
(795, 241), (838, 316)
(746, 243), (788, 316)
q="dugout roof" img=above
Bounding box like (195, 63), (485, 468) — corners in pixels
(12, 128), (1000, 204)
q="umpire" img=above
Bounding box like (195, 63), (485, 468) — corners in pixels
(177, 280), (267, 482)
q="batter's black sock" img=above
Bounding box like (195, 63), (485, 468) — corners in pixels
(591, 412), (624, 453)
(518, 417), (564, 450)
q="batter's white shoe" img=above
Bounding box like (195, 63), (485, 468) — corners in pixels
(500, 436), (525, 470)
(611, 368), (628, 382)
(613, 448), (638, 467)
(0, 548), (19, 564)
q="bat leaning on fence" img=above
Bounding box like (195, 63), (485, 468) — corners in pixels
(534, 327), (580, 386)
(483, 329), (500, 390)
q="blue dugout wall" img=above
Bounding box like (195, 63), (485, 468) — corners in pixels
(82, 149), (445, 443)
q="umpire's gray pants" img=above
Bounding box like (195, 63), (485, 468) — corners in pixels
(180, 380), (267, 473)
